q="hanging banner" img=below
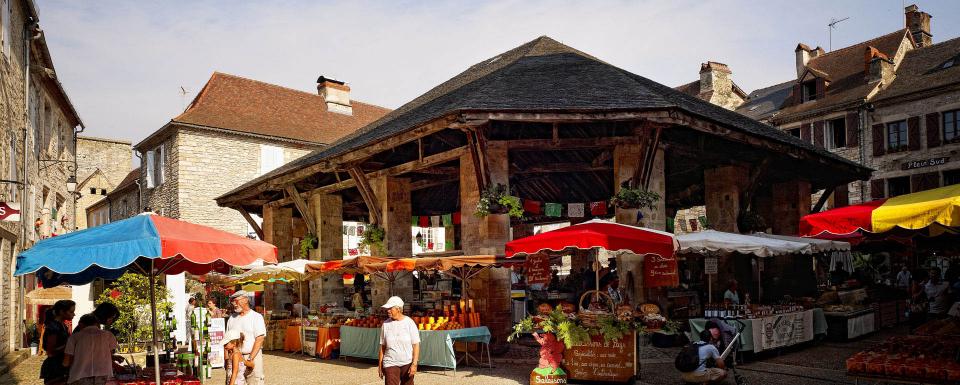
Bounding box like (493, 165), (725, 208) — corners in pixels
(524, 253), (552, 286)
(208, 318), (226, 368)
(752, 309), (814, 352)
(643, 253), (678, 288)
(0, 202), (20, 222)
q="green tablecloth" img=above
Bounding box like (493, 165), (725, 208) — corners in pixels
(339, 325), (490, 369)
(689, 308), (827, 353)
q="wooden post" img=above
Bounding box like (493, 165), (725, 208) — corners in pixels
(348, 166), (382, 226)
(285, 185), (317, 235)
(238, 207), (264, 240)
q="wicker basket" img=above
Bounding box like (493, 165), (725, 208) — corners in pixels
(577, 290), (614, 328)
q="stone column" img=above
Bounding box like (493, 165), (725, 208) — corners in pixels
(369, 177), (413, 306)
(307, 193), (343, 308)
(771, 180), (812, 236)
(261, 205), (292, 311)
(613, 144), (666, 230)
(703, 165), (749, 232)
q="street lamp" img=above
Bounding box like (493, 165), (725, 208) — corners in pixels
(66, 175), (77, 194)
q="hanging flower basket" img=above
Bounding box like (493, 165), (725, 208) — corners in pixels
(475, 183), (523, 218)
(360, 224), (387, 256)
(610, 181), (660, 210)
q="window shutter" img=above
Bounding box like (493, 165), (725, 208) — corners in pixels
(871, 124), (885, 156)
(792, 83), (802, 105)
(834, 184), (849, 208)
(813, 121), (825, 147)
(815, 79), (826, 99)
(156, 145), (164, 185)
(926, 113), (941, 148)
(907, 116), (921, 150)
(911, 172), (940, 192)
(800, 123), (811, 143)
(845, 112), (859, 147)
(870, 179), (885, 200)
(145, 150), (155, 188)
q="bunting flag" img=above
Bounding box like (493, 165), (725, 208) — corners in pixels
(419, 216), (429, 227)
(411, 216), (419, 226)
(430, 216), (441, 227)
(567, 203), (585, 218)
(442, 214), (453, 227)
(523, 199), (542, 215)
(698, 215), (710, 229)
(590, 201), (608, 216)
(544, 203), (562, 217)
(453, 212), (462, 225)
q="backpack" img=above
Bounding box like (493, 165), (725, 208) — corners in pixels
(674, 342), (703, 372)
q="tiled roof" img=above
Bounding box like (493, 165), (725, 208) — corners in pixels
(775, 30), (910, 119)
(219, 36), (870, 202)
(675, 80), (701, 97)
(874, 36), (960, 102)
(113, 168), (140, 192)
(735, 80), (794, 121)
(171, 72), (391, 144)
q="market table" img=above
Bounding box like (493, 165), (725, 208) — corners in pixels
(689, 308), (827, 353)
(339, 325), (491, 372)
(284, 325), (302, 352)
(824, 308), (876, 341)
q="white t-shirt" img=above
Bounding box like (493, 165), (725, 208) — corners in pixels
(925, 281), (951, 314)
(64, 326), (118, 383)
(695, 342), (721, 373)
(292, 303), (308, 317)
(226, 310), (267, 354)
(723, 290), (740, 305)
(380, 316), (420, 368)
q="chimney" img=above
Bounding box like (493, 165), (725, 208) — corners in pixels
(794, 44), (823, 78)
(905, 4), (932, 47)
(317, 76), (352, 115)
(699, 61), (732, 95)
(865, 46), (894, 84)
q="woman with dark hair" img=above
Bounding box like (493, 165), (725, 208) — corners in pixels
(40, 299), (76, 385)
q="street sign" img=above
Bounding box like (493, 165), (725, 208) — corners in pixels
(0, 202), (20, 222)
(705, 257), (718, 274)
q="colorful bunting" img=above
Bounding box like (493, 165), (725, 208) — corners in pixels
(430, 215), (441, 227)
(590, 201), (607, 216)
(442, 214), (453, 227)
(567, 203), (585, 217)
(411, 216), (419, 226)
(418, 216), (429, 227)
(523, 199), (542, 215)
(544, 203), (562, 217)
(453, 212), (461, 225)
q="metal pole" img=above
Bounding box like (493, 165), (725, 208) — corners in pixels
(149, 261), (161, 385)
(299, 277), (305, 356)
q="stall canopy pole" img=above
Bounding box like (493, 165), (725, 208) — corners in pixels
(149, 260), (161, 385)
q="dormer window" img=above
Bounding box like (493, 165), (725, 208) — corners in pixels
(801, 80), (818, 103)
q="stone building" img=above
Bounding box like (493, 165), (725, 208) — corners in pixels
(85, 168), (141, 227)
(131, 72), (390, 237)
(735, 4), (959, 207)
(75, 136), (132, 230)
(675, 61), (748, 110)
(0, 0), (83, 356)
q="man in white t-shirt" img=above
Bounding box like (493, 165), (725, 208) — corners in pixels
(226, 291), (266, 385)
(63, 303), (121, 385)
(378, 296), (420, 385)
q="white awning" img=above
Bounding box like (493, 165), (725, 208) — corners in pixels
(676, 230), (813, 258)
(751, 233), (851, 253)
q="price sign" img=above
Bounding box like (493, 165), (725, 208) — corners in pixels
(562, 332), (635, 382)
(705, 257), (718, 275)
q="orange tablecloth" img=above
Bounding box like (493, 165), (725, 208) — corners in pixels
(284, 325), (302, 352)
(284, 325), (340, 358)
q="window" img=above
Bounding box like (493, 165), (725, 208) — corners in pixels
(945, 110), (960, 142)
(826, 117), (847, 149)
(887, 176), (911, 197)
(145, 145), (164, 188)
(886, 120), (908, 151)
(801, 80), (818, 103)
(259, 145), (284, 175)
(7, 135), (16, 202)
(944, 169), (960, 186)
(89, 187), (96, 195)
(789, 128), (801, 138)
(1, 0), (11, 58)
(43, 103), (52, 152)
(58, 119), (66, 157)
(99, 188), (106, 195)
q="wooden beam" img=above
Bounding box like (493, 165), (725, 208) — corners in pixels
(812, 187), (835, 213)
(285, 184), (317, 235)
(640, 126), (663, 189)
(512, 163), (612, 174)
(410, 177), (459, 191)
(466, 130), (487, 188)
(739, 158), (770, 213)
(498, 136), (640, 150)
(348, 167), (382, 225)
(238, 207), (264, 240)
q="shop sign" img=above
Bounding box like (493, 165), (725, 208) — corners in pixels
(644, 254), (679, 288)
(754, 310), (814, 352)
(704, 257), (718, 275)
(901, 156), (949, 170)
(0, 202), (20, 222)
(524, 253), (552, 285)
(562, 332), (635, 382)
(207, 318), (225, 368)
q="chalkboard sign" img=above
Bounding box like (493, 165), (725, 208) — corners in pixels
(562, 332), (635, 382)
(525, 253), (552, 285)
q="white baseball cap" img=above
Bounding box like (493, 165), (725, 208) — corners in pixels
(230, 290), (248, 299)
(222, 329), (242, 347)
(381, 296), (404, 309)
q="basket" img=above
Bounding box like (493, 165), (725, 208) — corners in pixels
(577, 290), (615, 328)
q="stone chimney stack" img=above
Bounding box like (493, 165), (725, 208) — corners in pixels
(699, 61), (732, 96)
(905, 4), (932, 48)
(794, 44), (823, 78)
(317, 76), (352, 115)
(865, 46), (894, 84)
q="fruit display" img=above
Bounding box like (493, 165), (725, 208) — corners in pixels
(845, 336), (960, 382)
(412, 316), (465, 330)
(344, 316), (383, 328)
(914, 318), (960, 338)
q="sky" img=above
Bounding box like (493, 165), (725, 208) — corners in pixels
(36, 0), (960, 144)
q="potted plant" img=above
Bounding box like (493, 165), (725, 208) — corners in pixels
(510, 307), (589, 383)
(299, 233), (318, 258)
(475, 183), (523, 218)
(610, 181), (661, 210)
(359, 224), (387, 256)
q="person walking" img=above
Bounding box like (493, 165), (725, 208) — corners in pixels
(896, 266), (913, 291)
(226, 291), (266, 385)
(925, 268), (952, 319)
(378, 296), (420, 385)
(40, 300), (75, 385)
(62, 303), (120, 385)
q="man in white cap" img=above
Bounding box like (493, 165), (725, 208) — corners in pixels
(378, 296), (420, 385)
(226, 290), (266, 385)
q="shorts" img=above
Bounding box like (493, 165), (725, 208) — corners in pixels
(383, 363), (414, 385)
(681, 368), (726, 383)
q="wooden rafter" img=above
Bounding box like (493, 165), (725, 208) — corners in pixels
(238, 207), (264, 240)
(348, 166), (382, 225)
(640, 125), (663, 189)
(285, 184), (317, 235)
(499, 136), (640, 150)
(511, 162), (611, 174)
(811, 186), (835, 213)
(465, 129), (487, 189)
(739, 158), (770, 214)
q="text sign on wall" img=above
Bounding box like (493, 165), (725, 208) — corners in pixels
(524, 253), (552, 285)
(705, 257), (718, 275)
(562, 332), (635, 382)
(644, 254), (679, 288)
(0, 202), (20, 222)
(901, 157), (949, 170)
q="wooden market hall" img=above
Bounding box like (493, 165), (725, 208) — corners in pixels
(216, 36), (871, 347)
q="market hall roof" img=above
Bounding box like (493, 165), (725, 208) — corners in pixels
(136, 72), (391, 149)
(217, 36), (872, 208)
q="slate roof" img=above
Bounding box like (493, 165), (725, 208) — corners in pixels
(735, 80), (794, 121)
(873, 36), (960, 102)
(160, 72), (390, 146)
(219, 36), (870, 202)
(775, 30), (911, 119)
(114, 168), (141, 192)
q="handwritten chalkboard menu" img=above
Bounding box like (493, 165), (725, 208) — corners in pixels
(562, 332), (635, 382)
(644, 254), (678, 288)
(525, 253), (552, 285)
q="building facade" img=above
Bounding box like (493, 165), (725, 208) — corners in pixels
(75, 136), (132, 230)
(0, 0), (83, 356)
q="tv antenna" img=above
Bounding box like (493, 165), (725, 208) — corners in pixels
(179, 86), (191, 111)
(828, 17), (850, 51)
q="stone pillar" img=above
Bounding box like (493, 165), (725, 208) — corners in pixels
(369, 177), (413, 306)
(703, 165), (749, 232)
(307, 193), (343, 309)
(262, 205), (293, 261)
(771, 180), (812, 236)
(613, 144), (666, 230)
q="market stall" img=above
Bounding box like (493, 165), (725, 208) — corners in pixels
(14, 213), (277, 385)
(505, 219), (678, 384)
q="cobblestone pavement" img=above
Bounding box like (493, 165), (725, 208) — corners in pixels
(0, 327), (906, 385)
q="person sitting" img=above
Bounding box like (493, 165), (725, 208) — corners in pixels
(679, 330), (727, 384)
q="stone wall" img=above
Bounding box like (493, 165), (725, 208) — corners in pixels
(76, 137), (132, 229)
(140, 131), (180, 219)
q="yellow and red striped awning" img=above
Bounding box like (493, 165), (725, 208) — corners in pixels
(801, 184), (960, 237)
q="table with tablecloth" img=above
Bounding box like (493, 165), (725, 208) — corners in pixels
(284, 325), (341, 359)
(689, 308), (827, 353)
(339, 325), (491, 370)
